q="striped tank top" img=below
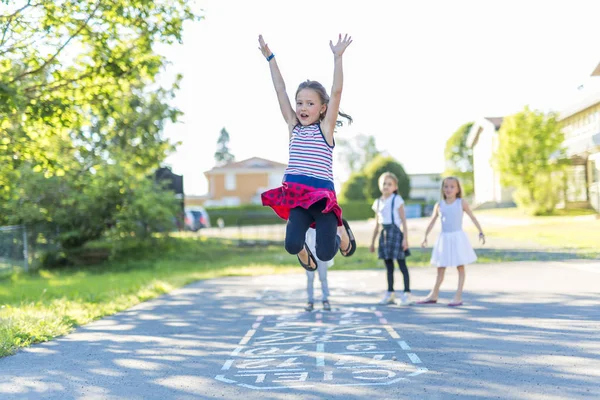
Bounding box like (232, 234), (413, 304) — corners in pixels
(283, 123), (334, 190)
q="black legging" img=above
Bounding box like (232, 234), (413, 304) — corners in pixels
(284, 199), (340, 262)
(384, 259), (410, 292)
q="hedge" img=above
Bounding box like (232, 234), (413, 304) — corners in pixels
(205, 201), (426, 227)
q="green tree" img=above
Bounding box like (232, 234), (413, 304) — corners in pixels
(363, 155), (410, 201)
(444, 122), (474, 195)
(214, 127), (235, 165)
(492, 106), (566, 215)
(339, 172), (368, 202)
(337, 134), (380, 173)
(0, 0), (199, 247)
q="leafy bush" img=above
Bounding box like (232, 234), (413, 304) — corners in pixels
(339, 173), (368, 202)
(363, 155), (410, 200)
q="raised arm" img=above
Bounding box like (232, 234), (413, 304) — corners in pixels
(258, 35), (297, 135)
(322, 34), (352, 144)
(462, 199), (485, 245)
(421, 203), (440, 247)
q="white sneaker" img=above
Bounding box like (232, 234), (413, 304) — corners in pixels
(399, 292), (413, 306)
(379, 291), (396, 305)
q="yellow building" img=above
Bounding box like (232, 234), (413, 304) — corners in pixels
(203, 157), (287, 206)
(557, 62), (600, 211)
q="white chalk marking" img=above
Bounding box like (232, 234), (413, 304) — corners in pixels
(236, 373), (266, 383)
(245, 354), (309, 359)
(397, 341), (411, 350)
(407, 353), (422, 364)
(324, 370), (333, 381)
(238, 383), (314, 390)
(346, 343), (377, 351)
(239, 329), (257, 345)
(407, 367), (428, 377)
(231, 346), (244, 356)
(338, 365), (398, 370)
(336, 351), (396, 355)
(221, 359), (234, 370)
(272, 372), (309, 383)
(215, 375), (236, 384)
(316, 343), (325, 366)
(353, 369), (397, 380)
(237, 368), (305, 374)
(384, 326), (401, 339)
(277, 357), (303, 368)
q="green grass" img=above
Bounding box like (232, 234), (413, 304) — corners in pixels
(471, 213), (600, 250)
(1, 228), (599, 358)
(0, 237), (300, 357)
(475, 206), (598, 218)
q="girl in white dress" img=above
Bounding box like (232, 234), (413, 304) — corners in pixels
(417, 177), (485, 306)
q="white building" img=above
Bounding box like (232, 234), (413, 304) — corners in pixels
(556, 66), (600, 211)
(466, 117), (515, 207)
(408, 173), (442, 203)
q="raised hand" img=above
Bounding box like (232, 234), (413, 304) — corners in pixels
(329, 34), (353, 57)
(258, 34), (272, 58)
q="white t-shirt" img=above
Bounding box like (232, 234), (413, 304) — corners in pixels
(372, 194), (405, 228)
(305, 228), (334, 268)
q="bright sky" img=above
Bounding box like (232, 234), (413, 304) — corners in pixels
(159, 0), (600, 195)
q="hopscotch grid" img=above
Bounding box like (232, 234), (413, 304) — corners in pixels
(215, 310), (429, 390)
(261, 325), (387, 334)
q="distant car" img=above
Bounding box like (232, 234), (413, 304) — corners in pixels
(184, 208), (211, 231)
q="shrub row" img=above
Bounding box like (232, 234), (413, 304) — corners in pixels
(205, 201), (429, 227)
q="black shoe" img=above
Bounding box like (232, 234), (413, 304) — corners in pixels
(339, 219), (357, 257)
(304, 302), (314, 312)
(297, 243), (318, 271)
(322, 300), (331, 311)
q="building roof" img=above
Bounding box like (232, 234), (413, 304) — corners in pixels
(484, 117), (503, 130)
(557, 90), (600, 121)
(466, 117), (504, 148)
(205, 157), (287, 175)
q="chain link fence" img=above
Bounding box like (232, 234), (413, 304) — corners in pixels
(0, 225), (61, 276)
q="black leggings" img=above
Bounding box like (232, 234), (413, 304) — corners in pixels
(384, 259), (410, 292)
(285, 199), (340, 262)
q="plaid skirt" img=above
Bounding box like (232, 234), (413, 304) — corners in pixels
(261, 182), (343, 228)
(378, 224), (409, 260)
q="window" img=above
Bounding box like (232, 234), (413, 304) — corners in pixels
(225, 173), (236, 191)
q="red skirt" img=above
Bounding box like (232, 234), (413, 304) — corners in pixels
(261, 182), (343, 227)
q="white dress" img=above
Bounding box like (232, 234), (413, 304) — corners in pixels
(430, 198), (477, 267)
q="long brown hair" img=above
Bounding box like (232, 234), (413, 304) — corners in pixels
(440, 176), (462, 199)
(295, 80), (353, 127)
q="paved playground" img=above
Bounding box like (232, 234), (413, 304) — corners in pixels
(1, 260), (598, 399)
